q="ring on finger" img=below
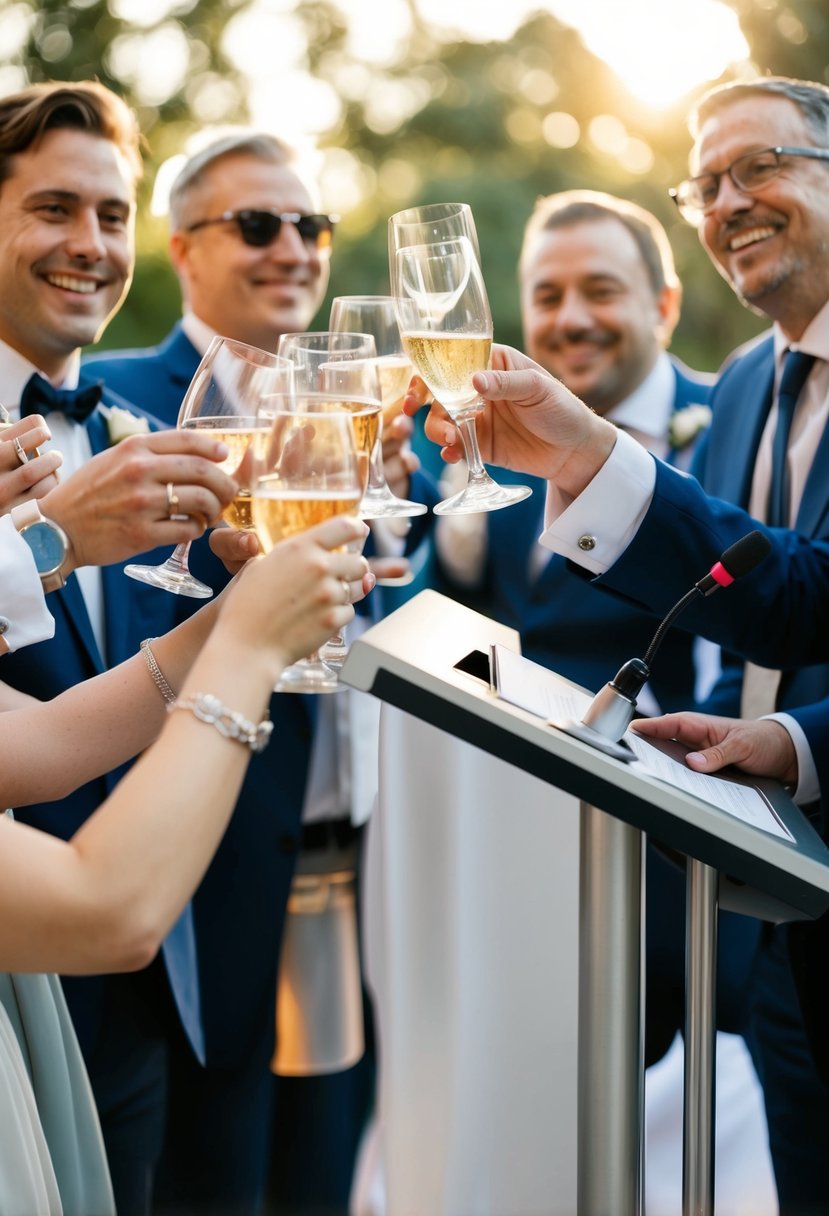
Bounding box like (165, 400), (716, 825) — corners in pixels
(165, 482), (180, 519)
(12, 436), (28, 466)
(340, 578), (350, 605)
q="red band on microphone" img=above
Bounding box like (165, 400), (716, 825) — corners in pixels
(708, 561), (734, 588)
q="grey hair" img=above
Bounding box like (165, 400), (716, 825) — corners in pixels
(690, 77), (829, 146)
(520, 189), (677, 296)
(169, 131), (296, 228)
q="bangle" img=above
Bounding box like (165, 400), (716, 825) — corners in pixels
(140, 637), (176, 705)
(168, 693), (273, 754)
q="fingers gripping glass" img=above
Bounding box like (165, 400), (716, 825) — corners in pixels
(186, 209), (337, 252)
(670, 146), (829, 224)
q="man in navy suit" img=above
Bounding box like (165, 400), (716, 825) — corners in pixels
(433, 190), (761, 1089)
(0, 81), (241, 1216)
(87, 131), (435, 1215)
(417, 77), (829, 1213)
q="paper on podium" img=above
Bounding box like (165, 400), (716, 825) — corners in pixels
(491, 643), (795, 845)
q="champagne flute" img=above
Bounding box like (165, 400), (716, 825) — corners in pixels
(389, 204), (531, 515)
(124, 336), (294, 597)
(329, 296), (427, 520)
(251, 408), (362, 693)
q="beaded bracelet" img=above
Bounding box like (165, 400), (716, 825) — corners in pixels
(168, 693), (273, 754)
(140, 637), (176, 704)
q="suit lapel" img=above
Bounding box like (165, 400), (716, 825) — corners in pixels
(796, 416), (829, 535)
(705, 341), (775, 506)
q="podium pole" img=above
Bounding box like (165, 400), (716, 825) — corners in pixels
(683, 858), (718, 1216)
(578, 803), (645, 1216)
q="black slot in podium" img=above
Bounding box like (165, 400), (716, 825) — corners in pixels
(340, 590), (829, 1216)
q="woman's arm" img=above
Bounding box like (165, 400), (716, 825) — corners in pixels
(0, 516), (369, 975)
(0, 592), (223, 806)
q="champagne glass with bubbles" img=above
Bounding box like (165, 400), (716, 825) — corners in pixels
(389, 202), (531, 515)
(329, 296), (427, 520)
(251, 407), (362, 693)
(125, 336), (294, 597)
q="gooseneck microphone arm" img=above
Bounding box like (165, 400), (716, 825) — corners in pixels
(556, 530), (772, 758)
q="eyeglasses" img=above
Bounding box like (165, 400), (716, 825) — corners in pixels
(669, 146), (829, 225)
(186, 209), (338, 252)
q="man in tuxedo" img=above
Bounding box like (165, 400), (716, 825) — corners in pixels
(0, 81), (241, 1216)
(87, 131), (434, 1215)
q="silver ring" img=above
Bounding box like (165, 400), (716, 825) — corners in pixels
(12, 436), (27, 465)
(341, 579), (350, 605)
(165, 482), (180, 518)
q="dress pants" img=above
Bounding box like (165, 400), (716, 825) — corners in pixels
(746, 927), (829, 1215)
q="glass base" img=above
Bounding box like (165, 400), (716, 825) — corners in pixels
(275, 658), (343, 694)
(359, 486), (429, 521)
(433, 479), (532, 516)
(124, 561), (213, 599)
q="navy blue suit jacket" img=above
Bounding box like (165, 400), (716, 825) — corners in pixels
(2, 383), (204, 1062)
(87, 324), (437, 1067)
(694, 333), (829, 716)
(435, 361), (757, 1058)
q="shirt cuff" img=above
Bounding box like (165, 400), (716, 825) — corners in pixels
(539, 430), (656, 574)
(0, 515), (55, 653)
(763, 712), (818, 805)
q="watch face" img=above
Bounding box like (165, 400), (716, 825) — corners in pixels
(25, 520), (66, 575)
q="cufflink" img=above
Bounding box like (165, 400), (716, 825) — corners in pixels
(577, 534), (597, 552)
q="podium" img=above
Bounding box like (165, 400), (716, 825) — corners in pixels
(341, 591), (829, 1216)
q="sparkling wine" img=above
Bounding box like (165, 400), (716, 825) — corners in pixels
(401, 333), (491, 417)
(252, 490), (362, 552)
(183, 419), (269, 529)
(375, 355), (414, 423)
(307, 398), (380, 492)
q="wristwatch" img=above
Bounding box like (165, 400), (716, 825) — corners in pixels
(10, 500), (71, 592)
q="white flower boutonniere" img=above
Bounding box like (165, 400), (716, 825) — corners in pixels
(101, 403), (151, 446)
(668, 403), (712, 451)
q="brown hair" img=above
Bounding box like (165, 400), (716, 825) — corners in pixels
(0, 80), (143, 188)
(520, 189), (677, 297)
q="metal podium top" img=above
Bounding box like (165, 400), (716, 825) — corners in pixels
(340, 590), (829, 921)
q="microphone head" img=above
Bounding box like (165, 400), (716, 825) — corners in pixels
(719, 530), (772, 580)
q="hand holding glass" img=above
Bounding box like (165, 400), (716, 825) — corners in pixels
(125, 336), (294, 597)
(251, 409), (362, 693)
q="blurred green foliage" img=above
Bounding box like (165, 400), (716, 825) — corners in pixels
(4, 0), (829, 368)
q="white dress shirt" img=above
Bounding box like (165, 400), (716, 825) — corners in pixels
(0, 516), (54, 654)
(0, 341), (105, 656)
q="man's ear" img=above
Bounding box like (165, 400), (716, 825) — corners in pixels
(656, 281), (682, 347)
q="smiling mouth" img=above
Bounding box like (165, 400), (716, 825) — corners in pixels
(44, 272), (100, 294)
(727, 226), (778, 253)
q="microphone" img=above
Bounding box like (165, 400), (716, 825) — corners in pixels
(557, 530), (771, 760)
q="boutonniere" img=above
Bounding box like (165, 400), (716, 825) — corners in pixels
(101, 403), (151, 446)
(668, 403), (712, 451)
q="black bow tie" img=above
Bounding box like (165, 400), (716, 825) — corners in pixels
(20, 373), (103, 423)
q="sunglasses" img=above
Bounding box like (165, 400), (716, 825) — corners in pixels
(186, 209), (337, 252)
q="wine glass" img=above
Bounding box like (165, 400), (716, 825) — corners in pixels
(124, 337), (294, 597)
(389, 203), (531, 515)
(329, 296), (427, 520)
(250, 408), (362, 693)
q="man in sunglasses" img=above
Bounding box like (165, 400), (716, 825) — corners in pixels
(86, 132), (421, 1216)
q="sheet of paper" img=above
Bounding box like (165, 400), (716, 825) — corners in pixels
(491, 644), (593, 722)
(624, 732), (795, 842)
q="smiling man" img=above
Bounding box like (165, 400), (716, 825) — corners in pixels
(665, 77), (829, 1214)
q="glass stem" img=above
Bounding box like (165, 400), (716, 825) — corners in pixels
(368, 418), (386, 491)
(164, 541), (192, 572)
(456, 409), (493, 486)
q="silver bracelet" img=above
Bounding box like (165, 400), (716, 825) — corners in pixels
(140, 637), (177, 704)
(167, 693), (273, 754)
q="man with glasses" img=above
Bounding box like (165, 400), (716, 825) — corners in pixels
(413, 74), (829, 1216)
